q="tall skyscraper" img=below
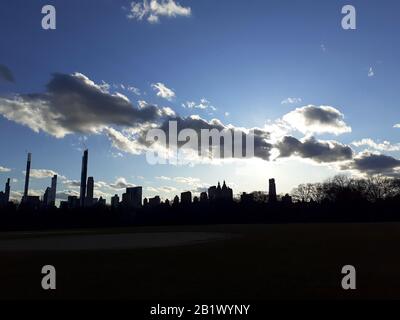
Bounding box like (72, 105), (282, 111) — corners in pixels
(43, 187), (51, 206)
(80, 149), (88, 207)
(50, 175), (57, 206)
(268, 178), (277, 203)
(86, 176), (94, 207)
(5, 178), (10, 203)
(23, 153), (31, 201)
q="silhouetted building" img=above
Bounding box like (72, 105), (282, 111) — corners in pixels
(23, 153), (31, 202)
(148, 196), (161, 207)
(68, 195), (79, 209)
(5, 178), (10, 203)
(43, 187), (51, 206)
(193, 196), (199, 203)
(221, 181), (233, 201)
(85, 176), (94, 207)
(241, 192), (254, 203)
(181, 191), (192, 204)
(24, 196), (40, 209)
(173, 195), (179, 205)
(122, 187), (142, 208)
(282, 193), (293, 205)
(0, 178), (11, 206)
(208, 186), (217, 201)
(50, 175), (57, 206)
(111, 194), (120, 209)
(80, 149), (88, 207)
(59, 201), (68, 210)
(268, 178), (277, 203)
(98, 197), (106, 207)
(0, 179), (11, 207)
(200, 192), (208, 202)
(208, 181), (233, 201)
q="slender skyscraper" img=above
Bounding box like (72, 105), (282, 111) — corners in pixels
(5, 178), (10, 203)
(80, 149), (88, 207)
(268, 178), (277, 203)
(50, 175), (57, 205)
(23, 153), (31, 201)
(85, 176), (94, 207)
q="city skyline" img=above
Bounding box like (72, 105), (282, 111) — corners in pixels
(1, 1), (400, 204)
(0, 148), (280, 207)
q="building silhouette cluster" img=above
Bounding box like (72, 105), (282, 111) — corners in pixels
(0, 149), (287, 212)
(2, 149), (400, 230)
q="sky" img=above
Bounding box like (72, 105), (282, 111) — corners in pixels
(0, 0), (399, 203)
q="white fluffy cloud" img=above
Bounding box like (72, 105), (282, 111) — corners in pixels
(282, 105), (352, 136)
(182, 98), (217, 111)
(352, 138), (400, 152)
(127, 0), (191, 24)
(147, 186), (179, 194)
(368, 67), (375, 77)
(151, 82), (175, 100)
(109, 177), (136, 189)
(0, 166), (11, 173)
(281, 97), (302, 105)
(24, 169), (65, 179)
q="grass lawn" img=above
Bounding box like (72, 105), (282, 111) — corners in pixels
(0, 223), (399, 300)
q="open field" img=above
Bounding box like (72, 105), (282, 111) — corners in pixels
(1, 223), (400, 300)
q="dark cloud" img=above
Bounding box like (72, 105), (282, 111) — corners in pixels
(341, 153), (400, 176)
(0, 72), (170, 137)
(0, 64), (14, 82)
(282, 105), (351, 135)
(276, 136), (353, 163)
(140, 116), (273, 160)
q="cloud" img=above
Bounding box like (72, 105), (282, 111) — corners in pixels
(127, 0), (191, 24)
(109, 177), (136, 189)
(106, 114), (274, 162)
(63, 180), (81, 188)
(341, 152), (400, 176)
(0, 166), (11, 173)
(281, 97), (302, 105)
(126, 86), (141, 95)
(282, 105), (352, 136)
(24, 169), (64, 179)
(0, 64), (14, 83)
(394, 124), (400, 129)
(105, 127), (149, 155)
(147, 186), (179, 194)
(276, 136), (353, 163)
(114, 83), (141, 96)
(320, 44), (326, 52)
(156, 176), (203, 186)
(352, 138), (400, 152)
(368, 67), (374, 77)
(159, 116), (273, 161)
(0, 73), (169, 138)
(56, 190), (80, 200)
(182, 99), (217, 111)
(151, 82), (175, 100)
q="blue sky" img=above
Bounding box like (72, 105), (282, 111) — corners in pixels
(0, 0), (399, 203)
